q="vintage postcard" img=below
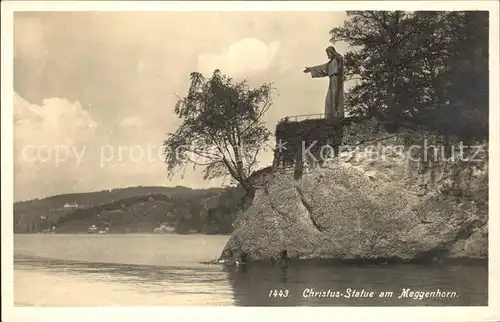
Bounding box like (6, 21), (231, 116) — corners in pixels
(1, 1), (499, 321)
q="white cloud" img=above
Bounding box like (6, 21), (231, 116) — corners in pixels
(197, 38), (280, 78)
(14, 92), (99, 147)
(14, 92), (101, 200)
(119, 116), (143, 128)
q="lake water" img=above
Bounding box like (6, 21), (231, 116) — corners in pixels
(14, 234), (488, 306)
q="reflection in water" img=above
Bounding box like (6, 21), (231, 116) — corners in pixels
(15, 256), (487, 306)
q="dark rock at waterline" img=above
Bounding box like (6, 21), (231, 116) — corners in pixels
(219, 152), (488, 263)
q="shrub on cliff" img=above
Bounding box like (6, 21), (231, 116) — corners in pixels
(163, 70), (275, 199)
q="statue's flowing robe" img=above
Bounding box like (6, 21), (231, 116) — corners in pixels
(308, 55), (344, 119)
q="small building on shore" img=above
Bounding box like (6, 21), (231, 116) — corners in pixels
(88, 225), (98, 234)
(63, 202), (79, 209)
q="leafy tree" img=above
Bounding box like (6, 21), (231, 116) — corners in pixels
(163, 70), (274, 198)
(331, 11), (488, 142)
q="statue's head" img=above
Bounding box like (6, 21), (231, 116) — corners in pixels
(326, 46), (340, 59)
(326, 46), (337, 59)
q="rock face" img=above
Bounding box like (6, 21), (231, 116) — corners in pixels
(220, 143), (488, 262)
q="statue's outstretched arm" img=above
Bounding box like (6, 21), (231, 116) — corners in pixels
(304, 63), (329, 78)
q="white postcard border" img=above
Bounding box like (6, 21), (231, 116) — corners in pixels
(2, 1), (499, 321)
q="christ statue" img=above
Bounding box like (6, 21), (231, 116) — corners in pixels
(303, 46), (345, 119)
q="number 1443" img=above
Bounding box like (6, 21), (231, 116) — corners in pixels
(268, 289), (290, 297)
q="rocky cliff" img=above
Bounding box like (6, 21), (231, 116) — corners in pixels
(220, 134), (488, 263)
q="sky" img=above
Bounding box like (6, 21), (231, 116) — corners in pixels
(13, 11), (349, 201)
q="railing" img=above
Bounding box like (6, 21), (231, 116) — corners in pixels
(279, 113), (325, 122)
